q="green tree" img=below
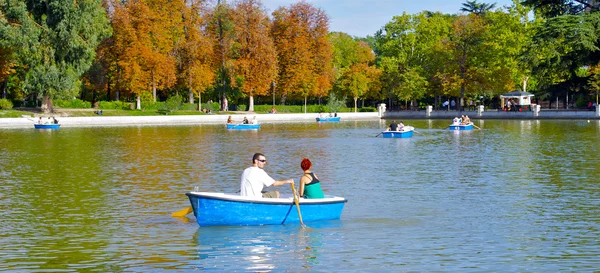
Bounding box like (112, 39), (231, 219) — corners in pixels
(0, 0), (111, 113)
(460, 0), (497, 15)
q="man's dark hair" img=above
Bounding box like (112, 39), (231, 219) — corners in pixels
(252, 153), (265, 163)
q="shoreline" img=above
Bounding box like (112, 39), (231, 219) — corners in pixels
(0, 112), (381, 129)
(383, 109), (600, 120)
(5, 108), (600, 129)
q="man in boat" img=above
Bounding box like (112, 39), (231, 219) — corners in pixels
(388, 120), (398, 131)
(240, 153), (294, 198)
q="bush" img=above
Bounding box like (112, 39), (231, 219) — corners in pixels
(164, 94), (183, 111)
(53, 99), (91, 108)
(359, 107), (376, 112)
(181, 103), (198, 111)
(143, 102), (164, 111)
(0, 99), (13, 109)
(201, 102), (220, 111)
(98, 101), (132, 110)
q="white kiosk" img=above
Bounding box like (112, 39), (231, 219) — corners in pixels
(500, 90), (535, 112)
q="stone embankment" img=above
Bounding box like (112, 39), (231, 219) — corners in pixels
(384, 108), (600, 120)
(0, 112), (380, 129)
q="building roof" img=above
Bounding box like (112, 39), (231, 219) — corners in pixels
(500, 90), (535, 98)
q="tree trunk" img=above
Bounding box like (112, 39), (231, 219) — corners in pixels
(304, 96), (307, 113)
(189, 88), (194, 105)
(1, 80), (6, 99)
(136, 96), (141, 110)
(198, 92), (202, 111)
(41, 95), (53, 114)
(152, 72), (157, 102)
(280, 94), (286, 105)
(249, 95), (255, 112)
(522, 76), (529, 92)
(354, 96), (358, 112)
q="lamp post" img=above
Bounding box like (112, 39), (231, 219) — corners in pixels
(271, 81), (276, 107)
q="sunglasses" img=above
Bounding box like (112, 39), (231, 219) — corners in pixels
(257, 159), (267, 163)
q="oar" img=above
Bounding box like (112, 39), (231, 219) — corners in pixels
(375, 132), (383, 137)
(473, 124), (482, 130)
(290, 182), (306, 228)
(172, 207), (192, 217)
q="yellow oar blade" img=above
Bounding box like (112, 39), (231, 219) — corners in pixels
(172, 207), (193, 217)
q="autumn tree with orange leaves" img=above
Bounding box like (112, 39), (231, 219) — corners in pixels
(110, 0), (179, 109)
(271, 2), (333, 110)
(231, 0), (277, 111)
(176, 0), (215, 109)
(207, 0), (236, 111)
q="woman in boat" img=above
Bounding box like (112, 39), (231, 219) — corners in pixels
(299, 158), (325, 199)
(463, 115), (471, 124)
(226, 116), (234, 124)
(243, 117), (249, 124)
(398, 121), (405, 131)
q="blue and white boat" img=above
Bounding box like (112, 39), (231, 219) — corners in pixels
(448, 123), (474, 131)
(316, 116), (340, 122)
(381, 126), (415, 138)
(226, 123), (260, 130)
(186, 192), (347, 226)
(34, 124), (60, 129)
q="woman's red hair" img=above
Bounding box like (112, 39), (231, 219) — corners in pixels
(300, 158), (312, 171)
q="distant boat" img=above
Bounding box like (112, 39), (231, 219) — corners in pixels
(448, 123), (474, 131)
(186, 192), (347, 226)
(316, 116), (340, 122)
(226, 123), (260, 130)
(34, 124), (60, 129)
(381, 126), (415, 138)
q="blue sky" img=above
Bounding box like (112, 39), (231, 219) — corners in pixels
(261, 0), (516, 37)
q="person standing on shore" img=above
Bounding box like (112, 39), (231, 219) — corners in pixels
(240, 153), (294, 198)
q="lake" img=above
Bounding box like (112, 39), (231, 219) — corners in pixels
(1, 119), (600, 272)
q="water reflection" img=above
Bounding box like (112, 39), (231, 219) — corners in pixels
(193, 221), (342, 271)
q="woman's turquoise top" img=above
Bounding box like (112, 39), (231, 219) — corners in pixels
(303, 173), (324, 199)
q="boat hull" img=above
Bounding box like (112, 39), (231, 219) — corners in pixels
(316, 117), (340, 122)
(226, 123), (260, 130)
(448, 123), (473, 131)
(381, 126), (414, 138)
(186, 192), (347, 226)
(34, 124), (60, 129)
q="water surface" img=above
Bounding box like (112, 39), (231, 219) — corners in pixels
(1, 119), (600, 272)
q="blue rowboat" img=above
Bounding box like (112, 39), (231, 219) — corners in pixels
(448, 123), (473, 131)
(316, 116), (340, 122)
(186, 192), (347, 226)
(381, 126), (414, 138)
(34, 124), (60, 129)
(226, 123), (260, 130)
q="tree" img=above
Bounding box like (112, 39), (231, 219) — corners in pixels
(231, 0), (276, 111)
(522, 0), (599, 17)
(375, 12), (452, 108)
(271, 2), (333, 109)
(460, 0), (497, 15)
(523, 12), (600, 104)
(208, 0), (235, 111)
(439, 14), (489, 111)
(1, 0), (111, 112)
(331, 32), (379, 111)
(175, 0), (215, 108)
